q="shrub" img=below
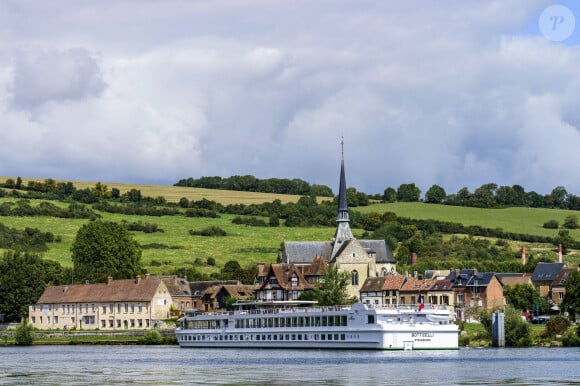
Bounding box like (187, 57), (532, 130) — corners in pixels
(543, 220), (559, 229)
(14, 321), (34, 346)
(189, 226), (227, 237)
(206, 257), (216, 266)
(544, 315), (570, 338)
(143, 329), (163, 345)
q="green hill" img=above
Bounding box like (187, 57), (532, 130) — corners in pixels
(1, 178), (579, 275)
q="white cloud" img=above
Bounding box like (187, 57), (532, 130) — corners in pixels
(1, 0), (579, 197)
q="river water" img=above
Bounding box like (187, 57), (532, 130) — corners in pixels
(0, 345), (578, 385)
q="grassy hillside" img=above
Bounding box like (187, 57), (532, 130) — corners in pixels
(1, 177), (579, 275)
(357, 202), (580, 240)
(0, 176), (314, 205)
(0, 197), (338, 275)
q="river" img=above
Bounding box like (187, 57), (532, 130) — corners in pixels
(0, 345), (578, 385)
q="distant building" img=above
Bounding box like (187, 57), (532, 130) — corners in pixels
(29, 275), (172, 330)
(281, 143), (396, 299)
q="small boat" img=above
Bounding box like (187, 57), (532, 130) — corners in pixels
(175, 301), (458, 350)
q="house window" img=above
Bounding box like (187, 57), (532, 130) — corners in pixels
(110, 304), (113, 313)
(102, 305), (107, 314)
(351, 270), (359, 286)
(31, 317), (36, 324)
(559, 292), (564, 300)
(117, 304), (121, 313)
(130, 304), (135, 313)
(125, 304), (129, 313)
(54, 316), (58, 324)
(457, 293), (464, 304)
(109, 320), (114, 328)
(101, 320), (106, 328)
(411, 296), (416, 305)
(291, 275), (298, 287)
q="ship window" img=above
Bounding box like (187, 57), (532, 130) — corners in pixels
(334, 334), (339, 341)
(368, 315), (375, 324)
(341, 334), (345, 340)
(321, 334), (325, 341)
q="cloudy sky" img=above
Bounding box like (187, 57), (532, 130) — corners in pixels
(1, 0), (580, 196)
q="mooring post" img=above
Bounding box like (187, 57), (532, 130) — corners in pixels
(491, 311), (505, 347)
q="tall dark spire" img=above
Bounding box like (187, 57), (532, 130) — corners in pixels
(331, 137), (353, 259)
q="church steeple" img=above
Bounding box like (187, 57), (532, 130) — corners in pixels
(331, 138), (354, 259)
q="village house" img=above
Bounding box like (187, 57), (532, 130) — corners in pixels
(531, 262), (566, 298)
(281, 145), (396, 299)
(399, 277), (432, 306)
(188, 280), (241, 311)
(254, 263), (315, 301)
(549, 267), (579, 307)
(29, 275), (172, 330)
(202, 282), (254, 310)
(447, 269), (505, 321)
(427, 278), (455, 308)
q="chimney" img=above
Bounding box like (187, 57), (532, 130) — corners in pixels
(257, 262), (265, 275)
(558, 244), (563, 263)
(136, 275), (141, 284)
(521, 246), (526, 266)
(107, 276), (113, 285)
(411, 252), (417, 266)
(145, 273), (150, 280)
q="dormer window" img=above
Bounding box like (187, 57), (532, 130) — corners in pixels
(291, 275), (298, 287)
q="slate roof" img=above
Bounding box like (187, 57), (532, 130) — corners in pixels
(359, 277), (386, 292)
(531, 263), (566, 282)
(36, 277), (165, 304)
(159, 275), (191, 298)
(447, 269), (497, 287)
(495, 273), (531, 287)
(282, 239), (395, 264)
(552, 268), (578, 287)
(189, 280), (240, 298)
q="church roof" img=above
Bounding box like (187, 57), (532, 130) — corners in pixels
(282, 239), (395, 264)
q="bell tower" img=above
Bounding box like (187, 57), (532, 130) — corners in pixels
(331, 138), (354, 259)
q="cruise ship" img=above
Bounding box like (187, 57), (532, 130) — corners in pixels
(175, 301), (459, 350)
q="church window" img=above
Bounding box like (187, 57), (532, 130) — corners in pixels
(381, 268), (388, 277)
(351, 270), (359, 286)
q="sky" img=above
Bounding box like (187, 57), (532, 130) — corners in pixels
(1, 0), (580, 196)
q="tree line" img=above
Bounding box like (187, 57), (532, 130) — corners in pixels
(174, 175), (334, 197)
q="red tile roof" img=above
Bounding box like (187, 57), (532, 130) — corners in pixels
(36, 277), (165, 304)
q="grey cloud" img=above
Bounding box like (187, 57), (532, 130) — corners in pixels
(10, 47), (105, 110)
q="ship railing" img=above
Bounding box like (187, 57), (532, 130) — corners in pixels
(235, 305), (350, 315)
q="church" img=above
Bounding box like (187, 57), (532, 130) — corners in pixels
(280, 144), (397, 299)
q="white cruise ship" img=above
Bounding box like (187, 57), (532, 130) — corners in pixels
(175, 301), (458, 350)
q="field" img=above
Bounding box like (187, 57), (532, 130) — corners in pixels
(1, 177), (580, 274)
(357, 202), (580, 240)
(0, 176), (316, 205)
(0, 197), (337, 274)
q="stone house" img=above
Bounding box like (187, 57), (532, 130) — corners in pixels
(29, 275), (172, 330)
(531, 262), (566, 298)
(427, 279), (455, 308)
(550, 267), (579, 306)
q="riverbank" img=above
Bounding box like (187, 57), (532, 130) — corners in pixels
(0, 329), (177, 346)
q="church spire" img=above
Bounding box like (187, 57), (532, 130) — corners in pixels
(331, 137), (354, 259)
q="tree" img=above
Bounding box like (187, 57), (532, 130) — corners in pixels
(480, 305), (531, 346)
(550, 186), (568, 209)
(554, 230), (575, 255)
(425, 184), (446, 204)
(396, 183), (421, 202)
(14, 321), (34, 345)
(563, 215), (578, 229)
(71, 221), (143, 283)
(504, 284), (538, 312)
(311, 265), (352, 306)
(0, 251), (67, 322)
(562, 270), (580, 318)
(383, 187), (396, 202)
